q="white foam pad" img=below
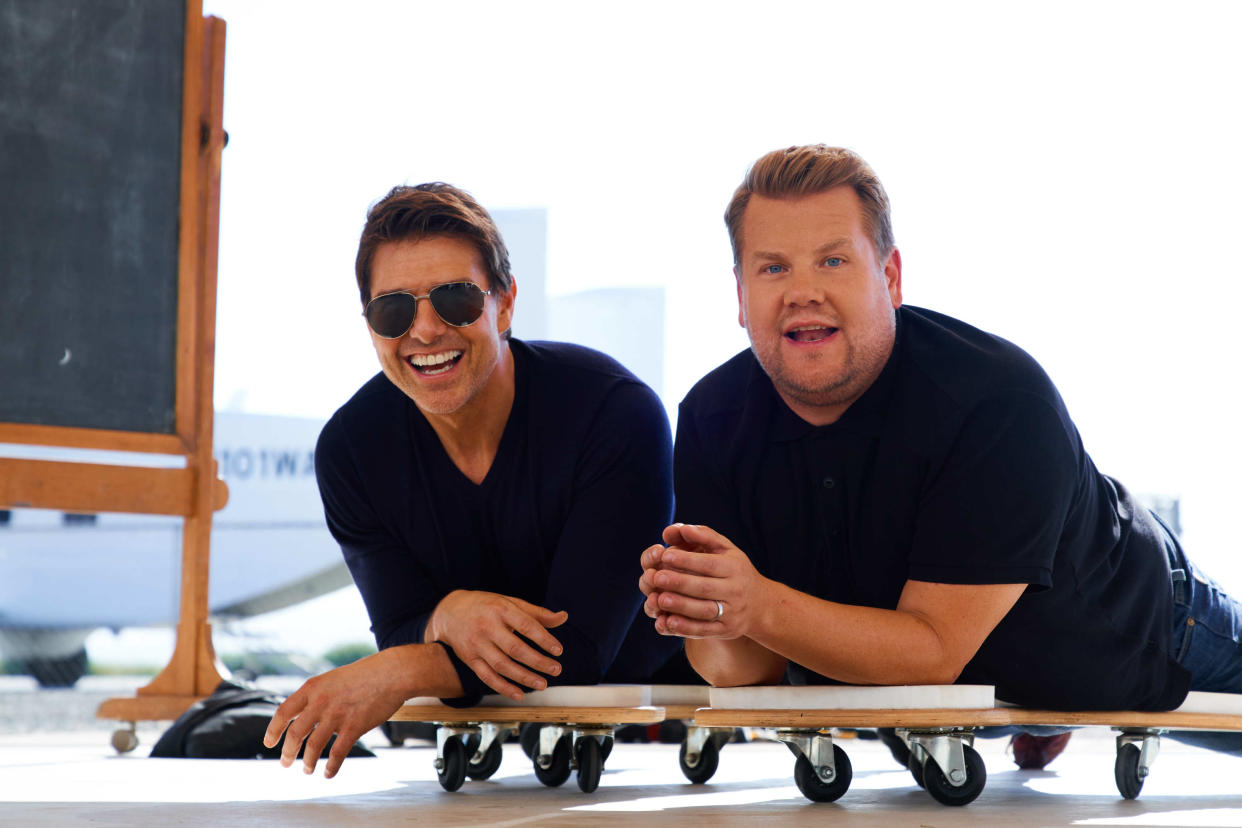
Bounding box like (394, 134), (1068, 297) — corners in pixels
(708, 684), (996, 710)
(648, 685), (712, 706)
(1173, 691), (1242, 715)
(404, 683), (651, 708)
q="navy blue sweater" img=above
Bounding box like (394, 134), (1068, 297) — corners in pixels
(316, 339), (679, 701)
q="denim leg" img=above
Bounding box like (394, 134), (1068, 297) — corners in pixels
(1170, 560), (1242, 692)
(1158, 519), (1242, 756)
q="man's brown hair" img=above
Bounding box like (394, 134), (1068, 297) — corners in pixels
(724, 145), (894, 265)
(355, 182), (514, 308)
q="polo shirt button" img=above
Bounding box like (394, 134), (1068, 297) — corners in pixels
(822, 477), (835, 489)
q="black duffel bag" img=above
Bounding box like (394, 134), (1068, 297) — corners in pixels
(150, 679), (376, 760)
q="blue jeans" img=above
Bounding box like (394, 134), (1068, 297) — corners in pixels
(1160, 515), (1242, 755)
(980, 516), (1242, 755)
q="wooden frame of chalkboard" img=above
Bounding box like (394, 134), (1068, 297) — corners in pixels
(0, 1), (232, 727)
(0, 0), (209, 456)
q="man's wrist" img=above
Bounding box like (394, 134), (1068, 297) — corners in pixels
(747, 575), (783, 645)
(375, 641), (463, 700)
(424, 590), (458, 644)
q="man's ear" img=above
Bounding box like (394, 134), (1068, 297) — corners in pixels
(884, 248), (903, 308)
(497, 276), (517, 333)
(735, 265), (745, 328)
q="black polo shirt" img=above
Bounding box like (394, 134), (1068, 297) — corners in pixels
(674, 305), (1190, 711)
(317, 339), (682, 702)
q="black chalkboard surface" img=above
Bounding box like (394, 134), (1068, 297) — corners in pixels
(0, 0), (186, 434)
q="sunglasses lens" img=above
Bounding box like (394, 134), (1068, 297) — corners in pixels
(429, 282), (487, 326)
(365, 293), (418, 338)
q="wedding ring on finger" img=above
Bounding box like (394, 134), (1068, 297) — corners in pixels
(714, 600), (724, 621)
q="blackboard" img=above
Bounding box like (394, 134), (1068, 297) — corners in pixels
(0, 0), (187, 434)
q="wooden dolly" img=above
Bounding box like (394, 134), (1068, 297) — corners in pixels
(1002, 697), (1242, 801)
(394, 685), (663, 793)
(650, 684), (736, 784)
(695, 685), (1242, 806)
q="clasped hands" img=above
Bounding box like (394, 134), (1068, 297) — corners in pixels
(639, 523), (770, 639)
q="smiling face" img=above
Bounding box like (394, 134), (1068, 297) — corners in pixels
(735, 186), (902, 425)
(368, 235), (514, 420)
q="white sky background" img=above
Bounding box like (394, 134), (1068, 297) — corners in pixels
(137, 0), (1242, 658)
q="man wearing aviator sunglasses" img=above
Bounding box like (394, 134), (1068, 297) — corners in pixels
(265, 182), (689, 778)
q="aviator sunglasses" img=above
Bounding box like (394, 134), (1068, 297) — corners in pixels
(363, 281), (492, 338)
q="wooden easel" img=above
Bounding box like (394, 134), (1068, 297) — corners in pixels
(0, 3), (230, 731)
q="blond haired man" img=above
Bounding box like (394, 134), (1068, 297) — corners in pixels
(641, 145), (1242, 766)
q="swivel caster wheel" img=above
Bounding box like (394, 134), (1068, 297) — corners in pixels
(679, 737), (720, 784)
(436, 736), (467, 792)
(111, 725), (138, 754)
(793, 745), (852, 803)
(576, 736), (603, 793)
(467, 739), (504, 781)
(923, 744), (986, 806)
(1115, 743), (1145, 800)
(534, 735), (572, 787)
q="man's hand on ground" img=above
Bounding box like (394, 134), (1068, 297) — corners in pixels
(639, 523), (773, 640)
(263, 647), (414, 778)
(425, 590), (567, 700)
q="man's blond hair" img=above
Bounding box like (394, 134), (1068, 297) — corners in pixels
(725, 145), (894, 264)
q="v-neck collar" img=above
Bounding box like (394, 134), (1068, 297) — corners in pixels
(409, 340), (529, 490)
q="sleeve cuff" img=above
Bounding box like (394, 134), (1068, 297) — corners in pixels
(429, 640), (486, 707)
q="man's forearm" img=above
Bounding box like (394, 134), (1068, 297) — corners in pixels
(381, 641), (465, 700)
(685, 636), (786, 686)
(746, 581), (959, 686)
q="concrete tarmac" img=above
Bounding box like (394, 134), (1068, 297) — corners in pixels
(3, 724), (1242, 826)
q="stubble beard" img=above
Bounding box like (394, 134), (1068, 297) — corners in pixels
(757, 340), (863, 409)
(751, 319), (895, 413)
(381, 349), (477, 417)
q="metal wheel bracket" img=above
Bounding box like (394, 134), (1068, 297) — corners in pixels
(435, 725), (479, 771)
(469, 722), (513, 764)
(683, 726), (713, 768)
(905, 730), (973, 788)
(535, 725), (567, 770)
(1115, 728), (1164, 780)
(775, 729), (838, 784)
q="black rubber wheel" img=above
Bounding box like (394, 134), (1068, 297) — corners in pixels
(467, 739), (504, 780)
(793, 745), (853, 803)
(576, 736), (603, 793)
(877, 728), (911, 768)
(923, 744), (987, 806)
(534, 735), (572, 787)
(519, 723), (540, 759)
(908, 749), (926, 789)
(437, 736), (467, 792)
(1114, 743), (1145, 800)
(679, 738), (720, 784)
(600, 735), (614, 763)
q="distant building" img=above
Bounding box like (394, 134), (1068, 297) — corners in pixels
(492, 206), (666, 400)
(549, 288), (665, 399)
(491, 208), (548, 342)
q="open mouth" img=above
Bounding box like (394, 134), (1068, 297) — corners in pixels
(407, 350), (463, 376)
(785, 326), (837, 343)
